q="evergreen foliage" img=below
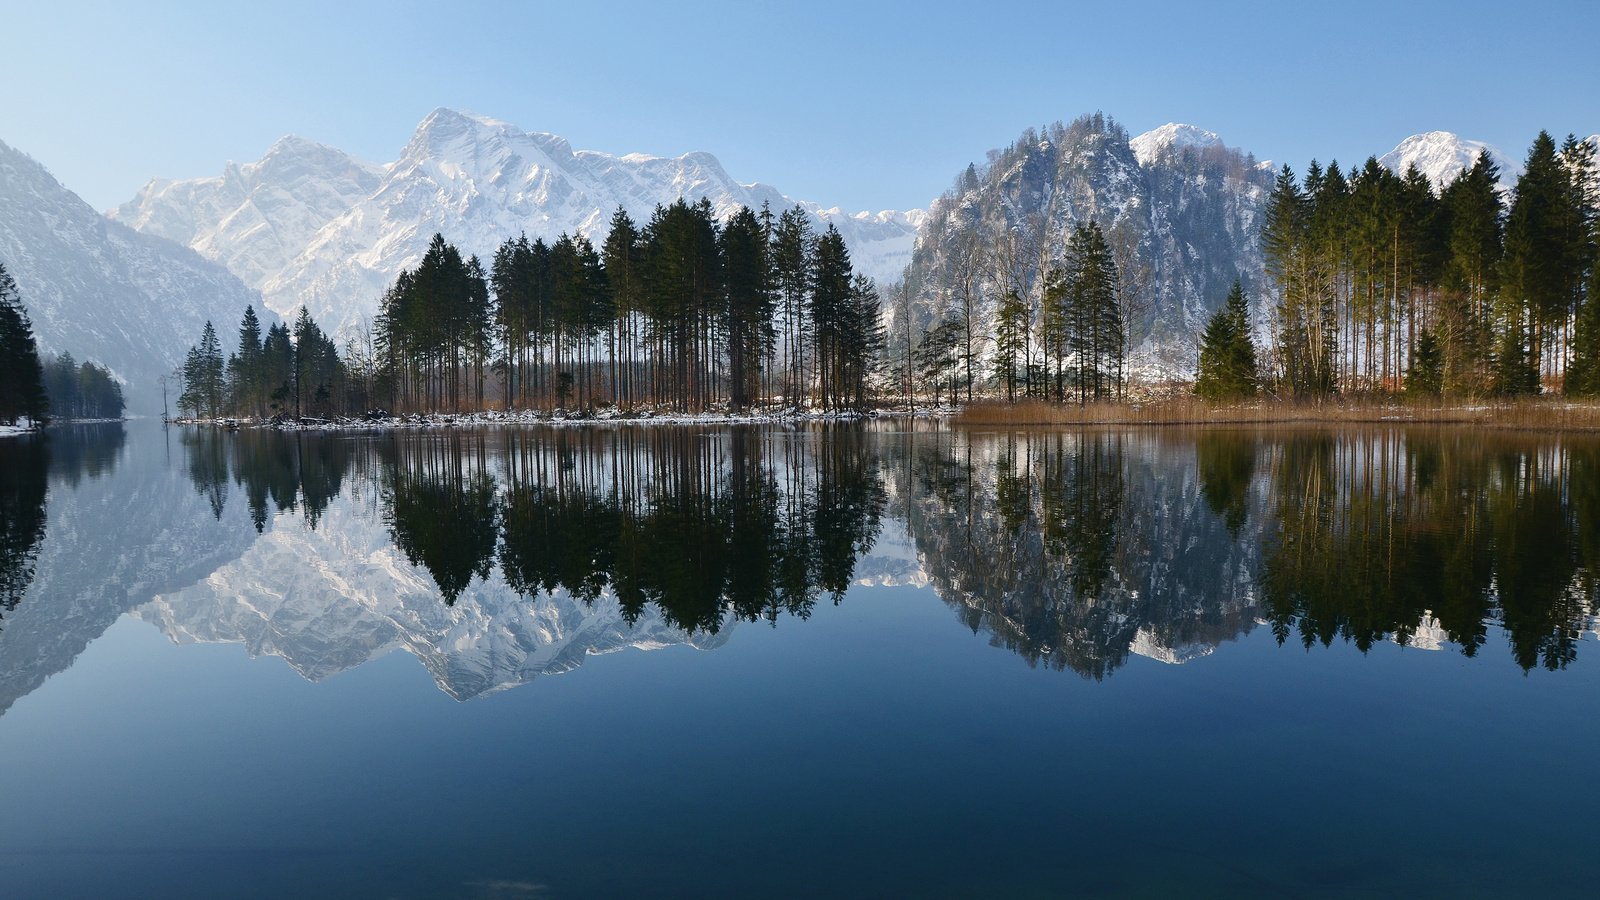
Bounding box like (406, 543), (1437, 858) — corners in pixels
(1405, 329), (1443, 396)
(42, 353), (125, 419)
(0, 262), (48, 427)
(1256, 132), (1596, 400)
(1195, 280), (1259, 400)
(175, 196), (885, 418)
(1042, 222), (1123, 403)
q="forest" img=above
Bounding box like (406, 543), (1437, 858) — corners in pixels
(176, 199), (887, 418)
(914, 125), (1599, 409)
(1227, 130), (1597, 398)
(0, 261), (126, 425)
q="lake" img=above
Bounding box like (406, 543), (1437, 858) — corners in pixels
(1, 420), (1597, 898)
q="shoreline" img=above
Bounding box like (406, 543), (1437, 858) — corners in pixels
(167, 405), (960, 432)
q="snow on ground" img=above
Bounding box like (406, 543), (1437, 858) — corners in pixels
(172, 405), (956, 433)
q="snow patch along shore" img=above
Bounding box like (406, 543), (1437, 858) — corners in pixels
(171, 405), (956, 432)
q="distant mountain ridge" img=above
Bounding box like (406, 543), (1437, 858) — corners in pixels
(114, 108), (925, 336)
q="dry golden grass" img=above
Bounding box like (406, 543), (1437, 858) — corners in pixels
(952, 397), (1600, 431)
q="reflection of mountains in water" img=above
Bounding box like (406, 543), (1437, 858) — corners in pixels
(884, 430), (1259, 679)
(888, 428), (1600, 678)
(140, 496), (732, 701)
(138, 426), (888, 700)
(8, 423), (1600, 714)
(0, 423), (262, 716)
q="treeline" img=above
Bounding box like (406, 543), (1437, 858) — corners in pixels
(42, 354), (125, 420)
(2, 260), (125, 425)
(907, 220), (1129, 406)
(1265, 131), (1597, 396)
(177, 306), (344, 419)
(179, 199), (888, 418)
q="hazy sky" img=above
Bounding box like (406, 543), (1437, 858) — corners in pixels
(7, 0), (1597, 213)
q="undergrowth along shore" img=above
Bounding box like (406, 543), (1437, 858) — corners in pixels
(953, 398), (1600, 431)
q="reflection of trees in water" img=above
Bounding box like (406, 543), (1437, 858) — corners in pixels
(1260, 431), (1600, 672)
(384, 433), (499, 604)
(174, 424), (1600, 674)
(1, 438), (49, 632)
(46, 423), (126, 486)
(888, 430), (1162, 679)
(894, 427), (1600, 678)
(180, 425), (887, 631)
(180, 429), (354, 530)
(2, 424), (127, 633)
(1196, 430), (1255, 536)
(491, 427), (886, 631)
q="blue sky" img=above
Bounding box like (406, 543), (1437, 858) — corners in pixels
(7, 0), (1597, 212)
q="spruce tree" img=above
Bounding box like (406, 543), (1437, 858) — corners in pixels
(1502, 132), (1570, 389)
(720, 206), (773, 409)
(1439, 152), (1503, 395)
(1406, 329), (1443, 396)
(1195, 280), (1258, 400)
(233, 305), (264, 415)
(0, 262), (48, 427)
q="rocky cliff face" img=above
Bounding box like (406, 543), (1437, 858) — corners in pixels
(900, 114), (1274, 377)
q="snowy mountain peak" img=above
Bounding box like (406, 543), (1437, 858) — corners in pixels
(1378, 131), (1520, 190)
(116, 110), (925, 334)
(1130, 123), (1225, 166)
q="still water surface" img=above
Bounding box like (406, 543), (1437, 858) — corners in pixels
(1, 421), (1597, 898)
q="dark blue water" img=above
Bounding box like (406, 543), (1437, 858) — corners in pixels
(0, 422), (1595, 898)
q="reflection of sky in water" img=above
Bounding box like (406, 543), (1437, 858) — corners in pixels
(0, 421), (1597, 897)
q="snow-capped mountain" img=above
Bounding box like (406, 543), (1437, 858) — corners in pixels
(1378, 130), (1522, 190)
(0, 138), (264, 414)
(901, 116), (1273, 376)
(114, 108), (925, 336)
(1129, 123), (1226, 167)
(113, 136), (384, 291)
(139, 495), (735, 701)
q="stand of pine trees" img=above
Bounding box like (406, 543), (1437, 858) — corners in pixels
(904, 220), (1128, 407)
(42, 353), (126, 419)
(180, 199), (887, 418)
(1264, 131), (1597, 398)
(0, 262), (48, 427)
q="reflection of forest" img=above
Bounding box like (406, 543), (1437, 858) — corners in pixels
(1258, 430), (1600, 672)
(1, 425), (126, 633)
(171, 424), (1600, 677)
(889, 428), (1600, 678)
(180, 426), (887, 634)
(885, 429), (1258, 678)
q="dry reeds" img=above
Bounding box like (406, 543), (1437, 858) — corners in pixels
(952, 397), (1600, 431)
